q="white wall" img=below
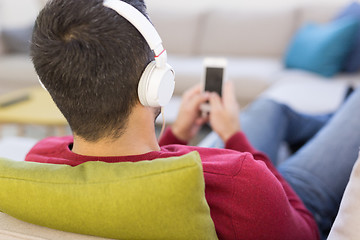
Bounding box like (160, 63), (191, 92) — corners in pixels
(0, 0), (41, 28)
(0, 0), (357, 29)
(147, 0), (358, 11)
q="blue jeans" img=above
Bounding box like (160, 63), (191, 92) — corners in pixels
(198, 88), (360, 239)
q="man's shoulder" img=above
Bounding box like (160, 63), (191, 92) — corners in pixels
(30, 136), (73, 153)
(25, 136), (74, 163)
(161, 145), (255, 177)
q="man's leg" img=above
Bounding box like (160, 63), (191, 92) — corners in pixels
(278, 88), (360, 238)
(199, 98), (329, 166)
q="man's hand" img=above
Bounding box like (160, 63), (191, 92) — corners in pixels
(172, 84), (209, 142)
(209, 81), (241, 142)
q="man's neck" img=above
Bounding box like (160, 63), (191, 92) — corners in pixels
(71, 105), (161, 157)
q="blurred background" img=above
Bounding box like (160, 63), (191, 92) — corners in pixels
(0, 0), (359, 158)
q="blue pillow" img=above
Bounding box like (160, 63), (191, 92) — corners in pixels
(334, 2), (360, 72)
(284, 17), (360, 77)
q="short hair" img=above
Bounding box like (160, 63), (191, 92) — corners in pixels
(31, 0), (153, 142)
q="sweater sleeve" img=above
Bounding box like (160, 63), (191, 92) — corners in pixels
(158, 127), (188, 146)
(225, 132), (320, 239)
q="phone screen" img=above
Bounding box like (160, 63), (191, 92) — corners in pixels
(205, 67), (223, 97)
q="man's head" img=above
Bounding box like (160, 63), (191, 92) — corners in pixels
(31, 0), (153, 142)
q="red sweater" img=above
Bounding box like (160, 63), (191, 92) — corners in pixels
(25, 128), (319, 240)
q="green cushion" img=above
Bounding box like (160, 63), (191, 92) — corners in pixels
(0, 151), (217, 239)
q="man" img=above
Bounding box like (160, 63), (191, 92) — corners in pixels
(199, 90), (360, 240)
(27, 0), (360, 239)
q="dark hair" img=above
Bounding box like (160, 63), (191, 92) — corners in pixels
(31, 0), (153, 142)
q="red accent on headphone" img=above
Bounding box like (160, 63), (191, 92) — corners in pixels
(154, 49), (166, 58)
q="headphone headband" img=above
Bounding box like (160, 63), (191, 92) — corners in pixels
(103, 0), (167, 67)
(103, 0), (175, 107)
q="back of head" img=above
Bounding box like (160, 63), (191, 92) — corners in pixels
(31, 0), (153, 142)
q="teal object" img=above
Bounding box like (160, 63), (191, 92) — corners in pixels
(334, 2), (360, 73)
(284, 17), (360, 77)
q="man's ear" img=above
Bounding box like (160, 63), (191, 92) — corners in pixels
(153, 106), (161, 119)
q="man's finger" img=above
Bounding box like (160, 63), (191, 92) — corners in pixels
(195, 116), (208, 126)
(184, 84), (202, 99)
(209, 92), (223, 111)
(223, 81), (238, 108)
(189, 92), (210, 109)
(223, 81), (235, 100)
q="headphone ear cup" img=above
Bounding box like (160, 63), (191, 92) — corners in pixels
(138, 61), (175, 107)
(138, 61), (157, 107)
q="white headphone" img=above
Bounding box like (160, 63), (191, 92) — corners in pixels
(103, 0), (175, 107)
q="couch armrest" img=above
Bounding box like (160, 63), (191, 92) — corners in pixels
(328, 152), (360, 240)
(0, 212), (113, 240)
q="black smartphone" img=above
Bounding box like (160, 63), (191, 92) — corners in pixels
(200, 58), (227, 113)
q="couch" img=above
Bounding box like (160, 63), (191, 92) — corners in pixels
(328, 151), (360, 240)
(0, 212), (112, 240)
(1, 1), (359, 117)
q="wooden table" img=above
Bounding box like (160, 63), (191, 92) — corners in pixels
(0, 87), (68, 136)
